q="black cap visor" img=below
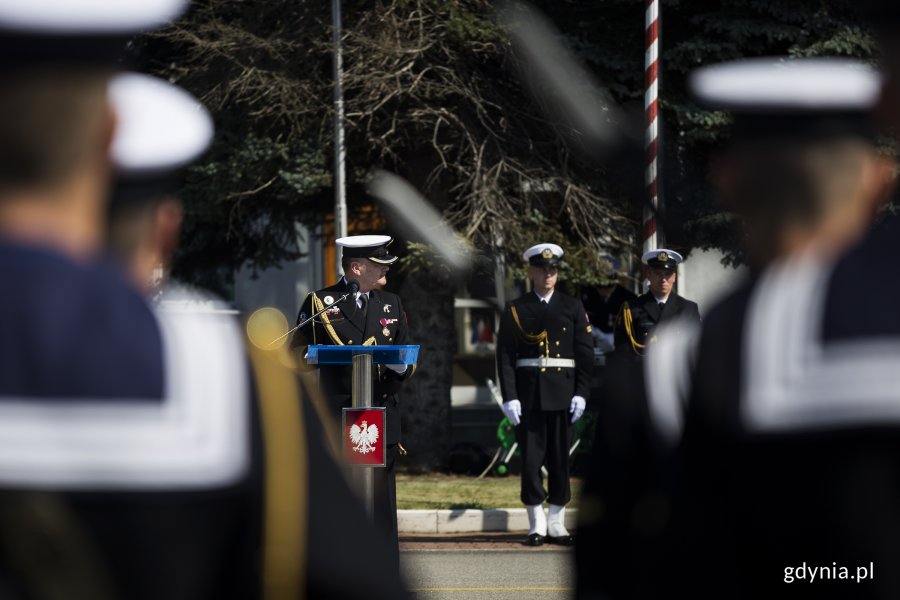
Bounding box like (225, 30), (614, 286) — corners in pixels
(342, 243), (397, 265)
(647, 259), (677, 271)
(529, 256), (560, 267)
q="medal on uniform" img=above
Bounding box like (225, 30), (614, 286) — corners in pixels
(380, 317), (390, 337)
(324, 295), (334, 305)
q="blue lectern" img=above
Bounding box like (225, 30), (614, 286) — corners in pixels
(306, 345), (419, 367)
(306, 345), (419, 518)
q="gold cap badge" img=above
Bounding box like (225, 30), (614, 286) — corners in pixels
(541, 248), (554, 259)
(658, 251), (669, 262)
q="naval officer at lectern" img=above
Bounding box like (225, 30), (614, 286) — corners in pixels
(290, 234), (415, 565)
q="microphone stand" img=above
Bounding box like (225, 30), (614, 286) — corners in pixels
(269, 284), (358, 347)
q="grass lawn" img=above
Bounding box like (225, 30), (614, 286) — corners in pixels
(396, 473), (583, 510)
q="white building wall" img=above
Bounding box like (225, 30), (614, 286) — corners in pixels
(677, 247), (747, 317)
(233, 224), (323, 320)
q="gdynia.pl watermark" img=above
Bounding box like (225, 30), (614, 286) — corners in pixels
(784, 562), (874, 584)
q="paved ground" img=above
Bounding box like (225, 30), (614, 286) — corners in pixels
(398, 508), (579, 534)
(401, 533), (575, 600)
(400, 532), (573, 551)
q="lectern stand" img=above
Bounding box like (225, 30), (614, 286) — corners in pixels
(306, 345), (419, 519)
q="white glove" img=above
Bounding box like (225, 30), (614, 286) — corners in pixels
(595, 331), (615, 353)
(570, 396), (586, 423)
(385, 364), (408, 374)
(502, 400), (522, 426)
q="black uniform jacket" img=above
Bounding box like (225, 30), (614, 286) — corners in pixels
(497, 290), (593, 412)
(581, 284), (637, 334)
(290, 279), (414, 445)
(614, 291), (700, 357)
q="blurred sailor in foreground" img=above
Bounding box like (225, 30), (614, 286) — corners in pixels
(102, 73), (409, 599)
(0, 2), (408, 597)
(754, 8), (900, 595)
(576, 57), (895, 600)
(496, 243), (593, 546)
(672, 55), (896, 600)
(104, 72), (212, 294)
(0, 1), (183, 597)
(613, 249), (699, 358)
(0, 1), (174, 401)
(290, 235), (415, 572)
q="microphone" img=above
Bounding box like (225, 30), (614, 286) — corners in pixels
(269, 279), (361, 346)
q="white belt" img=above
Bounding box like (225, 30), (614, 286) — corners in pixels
(515, 358), (576, 368)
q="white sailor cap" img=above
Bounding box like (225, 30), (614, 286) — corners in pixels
(689, 57), (882, 141)
(108, 72), (214, 208)
(337, 234), (398, 265)
(642, 249), (683, 271)
(523, 243), (563, 267)
(0, 0), (189, 69)
(109, 73), (213, 177)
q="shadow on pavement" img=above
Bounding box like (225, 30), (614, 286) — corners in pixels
(401, 532), (574, 551)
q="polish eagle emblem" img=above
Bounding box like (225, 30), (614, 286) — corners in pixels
(349, 420), (379, 454)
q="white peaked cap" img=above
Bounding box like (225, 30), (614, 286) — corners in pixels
(523, 243), (564, 262)
(337, 235), (397, 264)
(109, 73), (214, 175)
(642, 249), (683, 266)
(0, 0), (189, 33)
(689, 57), (881, 112)
(336, 235), (393, 248)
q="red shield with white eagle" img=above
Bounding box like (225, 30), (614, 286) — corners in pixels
(342, 407), (386, 467)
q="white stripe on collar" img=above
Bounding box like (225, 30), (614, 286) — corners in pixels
(742, 250), (900, 432)
(0, 294), (250, 490)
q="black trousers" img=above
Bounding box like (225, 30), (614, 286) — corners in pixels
(516, 410), (573, 506)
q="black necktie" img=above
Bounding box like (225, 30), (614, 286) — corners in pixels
(358, 294), (368, 315)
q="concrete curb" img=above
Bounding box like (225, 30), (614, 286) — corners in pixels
(398, 508), (578, 534)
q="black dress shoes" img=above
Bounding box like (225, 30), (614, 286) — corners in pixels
(524, 533), (545, 547)
(546, 534), (574, 546)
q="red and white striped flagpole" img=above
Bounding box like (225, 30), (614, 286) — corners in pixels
(643, 0), (660, 256)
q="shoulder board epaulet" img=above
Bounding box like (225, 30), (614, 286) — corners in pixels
(0, 304), (250, 489)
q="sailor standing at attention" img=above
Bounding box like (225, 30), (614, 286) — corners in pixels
(614, 249), (700, 358)
(496, 243), (594, 546)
